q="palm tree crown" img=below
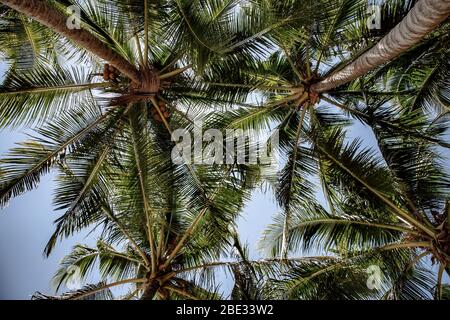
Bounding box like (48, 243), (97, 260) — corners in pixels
(0, 0), (448, 300)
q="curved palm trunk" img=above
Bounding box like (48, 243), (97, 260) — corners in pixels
(311, 0), (450, 93)
(1, 0), (141, 83)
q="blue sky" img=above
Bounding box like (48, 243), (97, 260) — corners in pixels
(0, 60), (448, 299)
(0, 63), (97, 298)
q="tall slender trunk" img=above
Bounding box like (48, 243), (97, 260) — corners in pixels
(141, 280), (159, 300)
(1, 0), (141, 83)
(311, 0), (450, 93)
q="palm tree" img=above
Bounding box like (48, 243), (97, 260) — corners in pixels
(205, 0), (449, 260)
(18, 100), (259, 300)
(1, 0), (139, 82)
(226, 233), (376, 300)
(0, 0), (259, 204)
(0, 4), (60, 71)
(0, 0), (448, 300)
(260, 118), (449, 298)
(33, 216), (380, 300)
(311, 0), (450, 92)
(202, 0), (449, 100)
(0, 1), (265, 298)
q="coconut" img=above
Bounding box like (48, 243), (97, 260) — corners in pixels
(103, 64), (110, 80)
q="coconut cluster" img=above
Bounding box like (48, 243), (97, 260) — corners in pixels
(150, 99), (171, 123)
(103, 64), (121, 81)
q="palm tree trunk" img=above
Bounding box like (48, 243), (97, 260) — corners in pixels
(311, 0), (450, 93)
(0, 0), (140, 83)
(141, 280), (159, 300)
